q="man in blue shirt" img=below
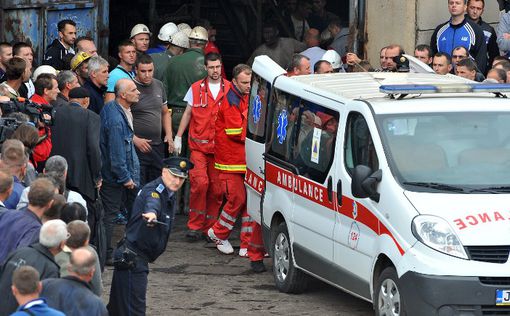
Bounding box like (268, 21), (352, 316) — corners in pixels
(107, 157), (193, 316)
(100, 78), (140, 265)
(0, 178), (57, 264)
(104, 41), (136, 103)
(430, 0), (488, 74)
(11, 266), (64, 316)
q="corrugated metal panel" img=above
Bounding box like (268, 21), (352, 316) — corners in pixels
(0, 0), (108, 64)
(46, 3), (97, 49)
(3, 8), (41, 57)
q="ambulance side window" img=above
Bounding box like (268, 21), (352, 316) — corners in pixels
(247, 74), (270, 143)
(292, 101), (339, 184)
(344, 112), (379, 174)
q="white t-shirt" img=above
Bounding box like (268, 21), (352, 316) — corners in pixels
(183, 81), (221, 106)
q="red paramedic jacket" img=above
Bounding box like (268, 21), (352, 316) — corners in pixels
(214, 84), (248, 173)
(188, 78), (230, 154)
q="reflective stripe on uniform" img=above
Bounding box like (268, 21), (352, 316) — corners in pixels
(241, 216), (252, 223)
(214, 163), (246, 172)
(241, 226), (253, 233)
(205, 215), (216, 219)
(189, 209), (206, 215)
(190, 137), (209, 144)
(225, 127), (243, 135)
(220, 211), (236, 222)
(249, 242), (264, 248)
(218, 218), (234, 230)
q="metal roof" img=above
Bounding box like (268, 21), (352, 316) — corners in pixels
(290, 72), (474, 101)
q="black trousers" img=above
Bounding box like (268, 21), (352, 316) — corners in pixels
(136, 142), (164, 187)
(100, 181), (137, 259)
(107, 247), (149, 316)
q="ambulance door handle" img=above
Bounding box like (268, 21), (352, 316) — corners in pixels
(336, 180), (342, 206)
(327, 176), (333, 202)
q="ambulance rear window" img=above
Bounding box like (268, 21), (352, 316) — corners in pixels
(247, 74), (270, 142)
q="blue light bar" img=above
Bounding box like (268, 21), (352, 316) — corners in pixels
(380, 83), (510, 95)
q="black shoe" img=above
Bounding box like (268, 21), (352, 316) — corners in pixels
(185, 230), (202, 242)
(250, 260), (267, 273)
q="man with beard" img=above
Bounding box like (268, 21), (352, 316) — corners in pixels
(43, 19), (77, 70)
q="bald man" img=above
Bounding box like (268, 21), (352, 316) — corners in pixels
(100, 78), (141, 265)
(300, 28), (326, 70)
(42, 248), (107, 315)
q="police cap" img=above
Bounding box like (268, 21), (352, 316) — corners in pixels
(162, 157), (194, 178)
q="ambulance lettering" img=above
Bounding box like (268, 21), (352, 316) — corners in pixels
(245, 168), (265, 194)
(453, 211), (509, 230)
(276, 170), (323, 203)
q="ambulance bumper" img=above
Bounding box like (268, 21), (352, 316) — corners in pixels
(400, 271), (510, 315)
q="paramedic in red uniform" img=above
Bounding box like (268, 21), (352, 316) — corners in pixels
(207, 64), (262, 265)
(175, 52), (228, 241)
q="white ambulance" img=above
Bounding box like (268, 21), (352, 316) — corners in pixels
(245, 55), (510, 316)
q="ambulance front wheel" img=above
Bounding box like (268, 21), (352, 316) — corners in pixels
(375, 266), (406, 316)
(272, 221), (308, 293)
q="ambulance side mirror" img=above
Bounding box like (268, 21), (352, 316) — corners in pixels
(351, 165), (382, 202)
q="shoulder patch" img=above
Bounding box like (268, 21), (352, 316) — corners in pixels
(156, 183), (165, 193)
(151, 192), (160, 199)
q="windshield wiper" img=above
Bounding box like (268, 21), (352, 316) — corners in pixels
(402, 182), (468, 193)
(469, 186), (510, 194)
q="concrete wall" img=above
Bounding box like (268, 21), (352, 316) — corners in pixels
(365, 0), (501, 67)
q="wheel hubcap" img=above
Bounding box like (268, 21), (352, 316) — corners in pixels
(274, 232), (290, 283)
(378, 278), (400, 316)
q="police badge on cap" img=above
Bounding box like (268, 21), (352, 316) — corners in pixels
(162, 157), (194, 178)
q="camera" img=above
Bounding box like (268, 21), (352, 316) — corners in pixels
(0, 98), (55, 126)
(0, 118), (22, 144)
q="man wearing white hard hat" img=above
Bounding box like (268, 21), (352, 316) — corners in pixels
(151, 29), (189, 82)
(130, 24), (151, 54)
(147, 22), (178, 54)
(322, 49), (344, 72)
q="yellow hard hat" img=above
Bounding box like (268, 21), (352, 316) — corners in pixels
(71, 51), (92, 71)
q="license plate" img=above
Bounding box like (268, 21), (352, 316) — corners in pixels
(496, 290), (510, 305)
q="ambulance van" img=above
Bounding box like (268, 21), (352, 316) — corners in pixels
(245, 55), (510, 316)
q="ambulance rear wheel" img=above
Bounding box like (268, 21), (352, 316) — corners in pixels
(272, 221), (308, 293)
(375, 267), (406, 316)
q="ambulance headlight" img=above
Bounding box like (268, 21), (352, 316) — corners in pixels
(412, 215), (468, 259)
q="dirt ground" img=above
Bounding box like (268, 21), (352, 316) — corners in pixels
(101, 214), (374, 315)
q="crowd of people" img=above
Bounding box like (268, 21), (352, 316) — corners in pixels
(0, 0), (509, 315)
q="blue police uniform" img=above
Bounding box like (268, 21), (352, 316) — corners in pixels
(107, 177), (175, 316)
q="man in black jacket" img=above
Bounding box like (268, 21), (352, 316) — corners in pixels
(50, 86), (101, 236)
(466, 0), (500, 71)
(43, 19), (77, 70)
(0, 219), (68, 315)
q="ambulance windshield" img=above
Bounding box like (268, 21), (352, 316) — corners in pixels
(379, 112), (510, 192)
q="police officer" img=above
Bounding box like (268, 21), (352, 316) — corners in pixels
(107, 157), (193, 316)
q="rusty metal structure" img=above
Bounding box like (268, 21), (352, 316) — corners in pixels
(0, 0), (109, 64)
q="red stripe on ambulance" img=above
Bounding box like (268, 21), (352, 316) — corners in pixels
(265, 162), (405, 255)
(245, 168), (265, 194)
